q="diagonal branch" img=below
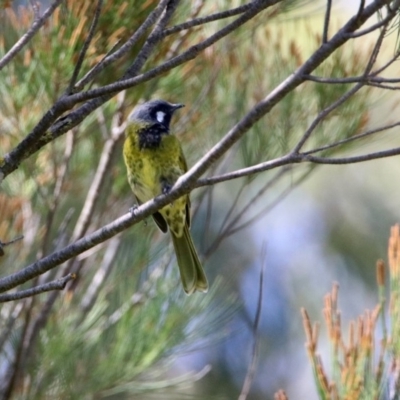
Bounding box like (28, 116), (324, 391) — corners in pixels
(0, 274), (75, 303)
(67, 0), (103, 93)
(0, 0), (277, 182)
(3, 137), (400, 294)
(322, 0), (332, 43)
(75, 0), (172, 90)
(0, 0), (395, 296)
(172, 0), (392, 193)
(303, 120), (400, 156)
(62, 0), (279, 105)
(161, 1), (255, 37)
(0, 0), (64, 71)
(0, 0), (173, 183)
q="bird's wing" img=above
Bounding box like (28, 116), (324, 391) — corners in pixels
(135, 194), (168, 233)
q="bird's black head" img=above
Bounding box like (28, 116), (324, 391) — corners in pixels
(128, 99), (184, 131)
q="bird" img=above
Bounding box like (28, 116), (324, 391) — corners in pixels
(123, 99), (208, 295)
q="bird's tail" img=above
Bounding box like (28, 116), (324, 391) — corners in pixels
(171, 225), (208, 295)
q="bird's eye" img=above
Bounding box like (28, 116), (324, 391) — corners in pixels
(156, 111), (166, 123)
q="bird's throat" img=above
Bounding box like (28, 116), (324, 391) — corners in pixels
(138, 124), (168, 150)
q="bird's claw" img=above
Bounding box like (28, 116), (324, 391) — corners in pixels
(162, 184), (172, 195)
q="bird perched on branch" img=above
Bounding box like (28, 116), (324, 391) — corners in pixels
(123, 99), (208, 294)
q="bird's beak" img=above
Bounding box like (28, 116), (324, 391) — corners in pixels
(172, 103), (185, 110)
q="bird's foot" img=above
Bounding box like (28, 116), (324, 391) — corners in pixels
(162, 182), (174, 206)
(162, 183), (172, 195)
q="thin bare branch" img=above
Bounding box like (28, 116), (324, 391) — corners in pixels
(356, 0), (366, 19)
(66, 0), (277, 105)
(225, 170), (312, 238)
(0, 0), (179, 181)
(0, 0), (64, 71)
(1, 0), (388, 184)
(75, 0), (171, 90)
(67, 0), (103, 93)
(218, 183), (247, 236)
(0, 0), (395, 297)
(0, 303), (23, 352)
(372, 49), (400, 75)
(347, 11), (395, 38)
(40, 130), (75, 257)
(303, 120), (400, 156)
(293, 22), (388, 153)
(238, 246), (265, 400)
(161, 1), (255, 37)
(0, 274), (76, 303)
(79, 236), (121, 314)
(322, 0), (332, 43)
(205, 167), (291, 257)
(196, 155), (295, 187)
(173, 0), (391, 193)
(71, 120), (124, 243)
(304, 74), (400, 84)
(3, 133), (400, 295)
(75, 39), (122, 91)
(0, 235), (24, 257)
(293, 83), (365, 154)
(304, 147), (400, 165)
(367, 82), (400, 90)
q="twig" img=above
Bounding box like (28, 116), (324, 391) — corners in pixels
(0, 303), (23, 352)
(304, 147), (400, 164)
(1, 298), (33, 400)
(356, 0), (366, 19)
(75, 0), (171, 90)
(173, 0), (392, 193)
(293, 21), (389, 153)
(205, 167), (292, 257)
(161, 1), (255, 37)
(303, 120), (400, 156)
(372, 49), (400, 75)
(322, 0), (332, 43)
(347, 11), (394, 38)
(1, 0), (388, 183)
(196, 154), (295, 187)
(224, 169), (312, 238)
(124, 0), (181, 77)
(3, 134), (400, 295)
(79, 236), (121, 314)
(0, 235), (24, 257)
(0, 274), (76, 303)
(0, 0), (172, 182)
(0, 0), (395, 295)
(40, 130), (75, 257)
(367, 82), (400, 90)
(238, 245), (265, 400)
(67, 0), (103, 93)
(62, 0), (279, 106)
(71, 117), (124, 243)
(0, 0), (64, 71)
(293, 83), (365, 154)
(303, 75), (400, 84)
(75, 39), (122, 91)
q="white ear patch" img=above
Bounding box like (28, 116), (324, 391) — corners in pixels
(156, 111), (166, 123)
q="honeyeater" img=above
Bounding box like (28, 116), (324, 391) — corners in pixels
(123, 99), (208, 294)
